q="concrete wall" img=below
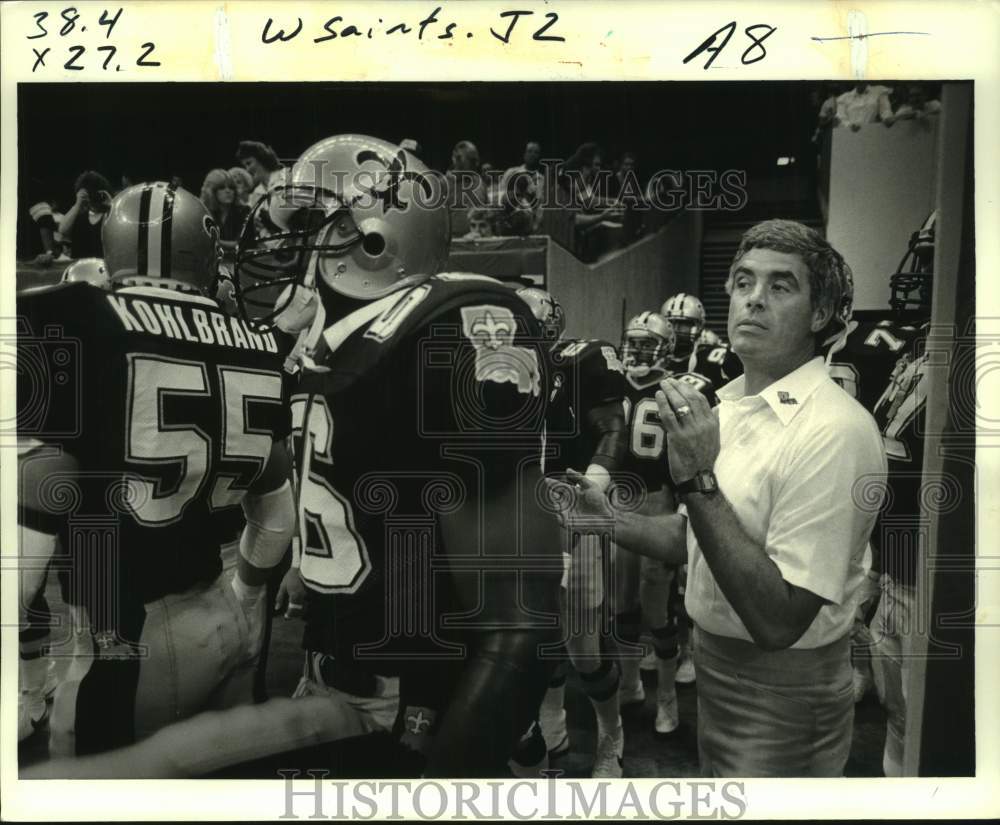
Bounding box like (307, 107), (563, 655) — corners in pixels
(826, 119), (940, 310)
(547, 210), (702, 344)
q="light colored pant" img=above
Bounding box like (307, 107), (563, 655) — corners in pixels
(293, 651), (400, 734)
(50, 573), (263, 757)
(869, 575), (917, 777)
(694, 626), (854, 777)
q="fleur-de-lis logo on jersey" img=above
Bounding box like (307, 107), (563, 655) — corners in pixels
(406, 708), (433, 735)
(460, 305), (541, 397)
(356, 149), (433, 214)
(469, 310), (516, 350)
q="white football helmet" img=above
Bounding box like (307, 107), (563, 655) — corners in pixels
(660, 293), (705, 357)
(516, 287), (566, 342)
(103, 182), (221, 295)
(621, 312), (675, 378)
(61, 257), (110, 289)
(234, 134), (449, 331)
(697, 328), (722, 348)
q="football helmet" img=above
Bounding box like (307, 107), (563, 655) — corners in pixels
(61, 257), (110, 289)
(889, 210), (935, 315)
(660, 293), (705, 357)
(621, 311), (675, 377)
(697, 328), (722, 348)
(234, 134), (450, 332)
(102, 182), (221, 295)
(516, 287), (566, 342)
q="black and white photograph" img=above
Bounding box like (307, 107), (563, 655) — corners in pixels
(1, 2), (996, 821)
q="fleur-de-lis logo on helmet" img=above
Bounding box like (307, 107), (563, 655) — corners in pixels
(355, 149), (434, 214)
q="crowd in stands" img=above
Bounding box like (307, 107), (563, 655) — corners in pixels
(25, 83), (945, 267)
(25, 136), (658, 267)
(812, 81), (942, 142)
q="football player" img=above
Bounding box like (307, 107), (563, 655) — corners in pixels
(826, 211), (934, 705)
(17, 182), (296, 758)
(660, 292), (743, 390)
(234, 134), (563, 778)
(615, 311), (718, 735)
(516, 287), (629, 777)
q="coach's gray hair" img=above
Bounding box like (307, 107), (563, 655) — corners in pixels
(726, 219), (854, 332)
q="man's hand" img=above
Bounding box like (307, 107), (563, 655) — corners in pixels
(75, 188), (90, 208)
(543, 468), (615, 535)
(656, 377), (720, 485)
(274, 567), (306, 619)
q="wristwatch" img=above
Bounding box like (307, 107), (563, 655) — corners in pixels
(676, 469), (719, 497)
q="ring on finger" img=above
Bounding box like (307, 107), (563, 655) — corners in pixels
(676, 405), (693, 418)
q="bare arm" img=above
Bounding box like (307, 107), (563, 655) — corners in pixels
(656, 378), (827, 650)
(682, 489), (825, 650)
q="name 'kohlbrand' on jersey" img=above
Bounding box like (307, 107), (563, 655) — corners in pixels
(16, 281), (290, 635)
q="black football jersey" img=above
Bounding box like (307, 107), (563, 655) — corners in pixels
(666, 343), (743, 394)
(622, 369), (718, 495)
(545, 338), (626, 475)
(17, 282), (290, 633)
(291, 274), (558, 674)
(828, 318), (922, 413)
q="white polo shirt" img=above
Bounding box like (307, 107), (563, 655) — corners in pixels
(684, 356), (887, 649)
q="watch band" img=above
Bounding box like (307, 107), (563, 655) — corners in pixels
(675, 470), (718, 496)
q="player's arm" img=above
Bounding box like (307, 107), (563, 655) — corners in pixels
(582, 398), (627, 492)
(233, 439), (296, 594)
(428, 457), (563, 777)
(17, 443), (76, 609)
(414, 307), (562, 776)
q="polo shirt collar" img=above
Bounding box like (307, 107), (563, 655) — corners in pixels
(717, 356), (827, 426)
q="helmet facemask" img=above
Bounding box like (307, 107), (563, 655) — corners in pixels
(621, 332), (668, 377)
(233, 184), (359, 333)
(889, 213), (934, 317)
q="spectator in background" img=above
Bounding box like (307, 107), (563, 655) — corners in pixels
(461, 207), (496, 240)
(200, 169), (250, 261)
(169, 175), (186, 192)
(59, 171), (113, 259)
(28, 197), (68, 264)
(812, 83), (845, 143)
(228, 166), (255, 206)
(609, 151), (639, 199)
(834, 83), (893, 131)
(235, 140), (287, 205)
(481, 162), (502, 203)
(560, 142), (623, 230)
(445, 140), (488, 209)
(884, 84), (942, 126)
(500, 141), (545, 210)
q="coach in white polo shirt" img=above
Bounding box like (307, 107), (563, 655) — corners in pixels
(557, 219), (886, 777)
